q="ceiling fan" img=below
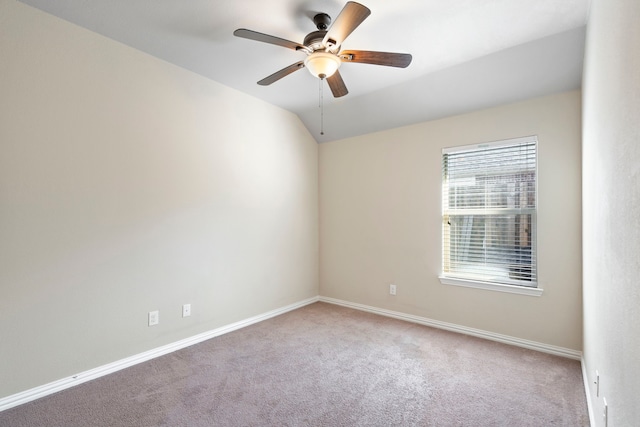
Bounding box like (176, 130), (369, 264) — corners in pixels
(233, 1), (412, 98)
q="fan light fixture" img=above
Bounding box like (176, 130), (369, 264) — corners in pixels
(304, 52), (341, 79)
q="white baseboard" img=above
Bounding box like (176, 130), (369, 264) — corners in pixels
(0, 296), (319, 413)
(1, 295), (584, 414)
(581, 356), (595, 426)
(319, 296), (583, 360)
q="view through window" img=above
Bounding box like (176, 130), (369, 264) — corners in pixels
(441, 136), (537, 287)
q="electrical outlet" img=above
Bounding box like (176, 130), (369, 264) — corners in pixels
(182, 303), (191, 318)
(389, 284), (397, 295)
(603, 397), (608, 427)
(148, 310), (159, 326)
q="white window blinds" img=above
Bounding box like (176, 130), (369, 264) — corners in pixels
(442, 136), (537, 287)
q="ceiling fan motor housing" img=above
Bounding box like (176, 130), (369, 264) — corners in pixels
(303, 30), (328, 51)
(305, 13), (340, 52)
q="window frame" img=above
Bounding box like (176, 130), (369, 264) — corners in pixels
(438, 136), (543, 297)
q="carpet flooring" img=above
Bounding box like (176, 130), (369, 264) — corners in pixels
(0, 302), (589, 426)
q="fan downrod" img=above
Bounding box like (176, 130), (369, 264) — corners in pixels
(313, 13), (331, 30)
(304, 13), (332, 49)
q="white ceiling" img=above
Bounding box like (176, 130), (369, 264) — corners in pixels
(18, 0), (590, 143)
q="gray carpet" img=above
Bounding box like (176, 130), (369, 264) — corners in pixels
(0, 302), (589, 426)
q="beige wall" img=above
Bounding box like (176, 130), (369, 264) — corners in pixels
(582, 0), (640, 424)
(0, 1), (318, 398)
(320, 90), (582, 350)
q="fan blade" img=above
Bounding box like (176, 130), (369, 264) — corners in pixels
(257, 61), (305, 86)
(322, 2), (371, 50)
(234, 29), (307, 52)
(339, 50), (412, 68)
(327, 70), (348, 97)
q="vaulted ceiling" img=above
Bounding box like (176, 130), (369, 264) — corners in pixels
(18, 0), (590, 142)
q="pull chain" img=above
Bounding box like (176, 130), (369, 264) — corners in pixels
(319, 77), (325, 136)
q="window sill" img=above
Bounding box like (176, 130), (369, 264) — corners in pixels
(439, 276), (543, 297)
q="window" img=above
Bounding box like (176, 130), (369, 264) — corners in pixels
(440, 136), (540, 296)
